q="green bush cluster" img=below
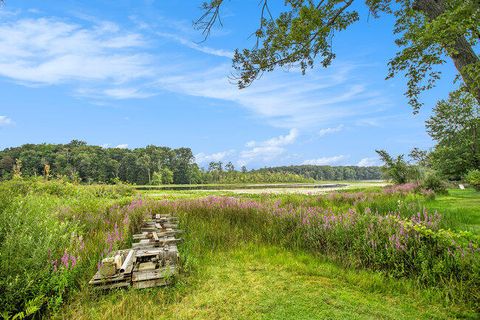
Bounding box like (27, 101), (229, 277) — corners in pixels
(0, 179), (141, 319)
(420, 172), (448, 194)
(466, 169), (480, 191)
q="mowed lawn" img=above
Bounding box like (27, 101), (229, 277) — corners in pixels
(426, 189), (480, 233)
(61, 245), (465, 320)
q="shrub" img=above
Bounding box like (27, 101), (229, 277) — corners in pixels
(376, 150), (419, 184)
(421, 172), (448, 194)
(0, 180), (140, 319)
(466, 169), (480, 190)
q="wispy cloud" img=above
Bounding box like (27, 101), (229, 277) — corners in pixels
(0, 116), (13, 126)
(302, 155), (347, 165)
(357, 157), (381, 167)
(156, 32), (233, 58)
(318, 124), (344, 137)
(156, 63), (389, 129)
(0, 16), (152, 97)
(115, 144), (129, 149)
(355, 118), (383, 127)
(0, 12), (391, 130)
(195, 150), (235, 165)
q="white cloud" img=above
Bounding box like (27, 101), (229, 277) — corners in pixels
(0, 16), (152, 97)
(240, 129), (298, 164)
(0, 13), (390, 130)
(246, 129), (298, 148)
(357, 157), (380, 167)
(156, 63), (388, 129)
(196, 130), (299, 166)
(0, 116), (13, 126)
(302, 155), (347, 166)
(102, 87), (155, 99)
(156, 32), (233, 58)
(195, 150), (235, 164)
(318, 125), (344, 137)
(115, 144), (129, 149)
(355, 118), (382, 127)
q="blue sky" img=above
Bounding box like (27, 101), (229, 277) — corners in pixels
(0, 0), (457, 169)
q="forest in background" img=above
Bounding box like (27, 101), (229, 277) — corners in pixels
(0, 141), (382, 184)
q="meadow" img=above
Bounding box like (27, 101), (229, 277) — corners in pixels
(0, 179), (479, 319)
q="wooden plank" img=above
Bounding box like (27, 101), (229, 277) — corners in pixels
(90, 275), (131, 285)
(132, 278), (168, 289)
(132, 266), (176, 282)
(94, 282), (131, 290)
(137, 262), (156, 271)
(132, 232), (149, 239)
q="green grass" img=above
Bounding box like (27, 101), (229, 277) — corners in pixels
(425, 188), (480, 232)
(2, 180), (479, 319)
(61, 244), (471, 320)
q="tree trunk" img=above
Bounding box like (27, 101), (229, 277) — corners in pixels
(413, 0), (480, 104)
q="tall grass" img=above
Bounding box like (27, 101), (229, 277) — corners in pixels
(0, 180), (478, 318)
(144, 193), (479, 308)
(0, 179), (140, 319)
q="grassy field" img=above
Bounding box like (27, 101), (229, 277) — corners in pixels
(425, 189), (480, 233)
(61, 245), (464, 320)
(0, 179), (479, 319)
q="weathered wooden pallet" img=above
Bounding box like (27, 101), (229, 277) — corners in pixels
(132, 265), (176, 289)
(140, 224), (179, 232)
(89, 249), (135, 289)
(134, 246), (179, 262)
(90, 213), (181, 290)
(132, 237), (181, 249)
(132, 230), (182, 240)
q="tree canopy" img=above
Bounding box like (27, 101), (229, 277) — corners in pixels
(196, 0), (479, 112)
(0, 142), (382, 184)
(426, 89), (480, 179)
(0, 141), (199, 185)
(254, 164), (381, 180)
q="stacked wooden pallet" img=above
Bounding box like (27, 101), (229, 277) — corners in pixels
(89, 213), (182, 290)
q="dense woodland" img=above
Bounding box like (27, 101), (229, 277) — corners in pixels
(255, 165), (381, 181)
(0, 141), (199, 185)
(0, 141), (381, 184)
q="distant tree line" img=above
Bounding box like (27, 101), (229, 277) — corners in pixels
(0, 142), (382, 184)
(254, 165), (382, 181)
(202, 161), (313, 184)
(0, 140), (200, 185)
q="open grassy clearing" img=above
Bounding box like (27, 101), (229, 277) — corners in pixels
(61, 245), (464, 320)
(1, 180), (479, 319)
(425, 189), (480, 233)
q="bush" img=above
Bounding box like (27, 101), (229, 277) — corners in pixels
(376, 150), (419, 184)
(421, 172), (448, 194)
(0, 180), (140, 319)
(466, 169), (480, 190)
